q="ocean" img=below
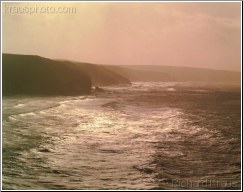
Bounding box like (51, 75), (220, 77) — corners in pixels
(2, 82), (241, 190)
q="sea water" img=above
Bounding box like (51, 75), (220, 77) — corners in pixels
(2, 82), (241, 189)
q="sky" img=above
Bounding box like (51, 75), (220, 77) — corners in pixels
(2, 2), (242, 71)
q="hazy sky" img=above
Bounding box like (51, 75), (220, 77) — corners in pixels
(2, 2), (241, 71)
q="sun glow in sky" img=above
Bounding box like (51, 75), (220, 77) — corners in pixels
(2, 2), (241, 71)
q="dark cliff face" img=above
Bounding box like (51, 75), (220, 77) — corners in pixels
(2, 54), (92, 96)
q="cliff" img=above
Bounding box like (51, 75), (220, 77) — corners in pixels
(73, 62), (131, 86)
(2, 54), (92, 96)
(2, 54), (132, 96)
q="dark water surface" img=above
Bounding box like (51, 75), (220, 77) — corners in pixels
(2, 82), (241, 189)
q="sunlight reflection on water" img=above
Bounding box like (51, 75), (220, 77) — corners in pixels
(2, 82), (241, 190)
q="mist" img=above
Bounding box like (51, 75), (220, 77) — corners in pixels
(2, 2), (241, 71)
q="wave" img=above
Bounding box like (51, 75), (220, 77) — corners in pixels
(166, 88), (176, 91)
(2, 82), (241, 190)
(8, 116), (17, 122)
(14, 103), (25, 108)
(19, 112), (36, 117)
